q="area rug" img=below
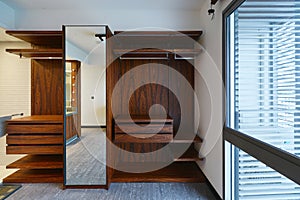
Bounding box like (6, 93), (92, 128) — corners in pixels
(0, 185), (21, 200)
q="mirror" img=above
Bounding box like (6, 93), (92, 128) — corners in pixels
(64, 25), (107, 185)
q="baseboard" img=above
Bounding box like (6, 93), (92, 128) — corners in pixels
(81, 125), (106, 128)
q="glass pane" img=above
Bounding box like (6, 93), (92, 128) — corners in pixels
(64, 25), (106, 185)
(227, 142), (300, 200)
(227, 0), (300, 158)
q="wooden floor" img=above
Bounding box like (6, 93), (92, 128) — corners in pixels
(6, 183), (218, 200)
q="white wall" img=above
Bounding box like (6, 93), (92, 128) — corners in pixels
(195, 0), (233, 198)
(14, 9), (202, 31)
(0, 42), (31, 117)
(0, 1), (15, 29)
(0, 41), (30, 182)
(80, 42), (106, 126)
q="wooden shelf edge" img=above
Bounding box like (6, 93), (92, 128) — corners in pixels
(114, 133), (173, 143)
(113, 48), (202, 55)
(6, 155), (63, 169)
(3, 169), (63, 183)
(172, 135), (203, 143)
(6, 48), (63, 58)
(111, 162), (205, 183)
(174, 146), (204, 162)
(113, 31), (203, 38)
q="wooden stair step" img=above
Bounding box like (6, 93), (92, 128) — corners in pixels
(111, 162), (205, 183)
(172, 135), (203, 143)
(7, 155), (63, 169)
(174, 146), (204, 162)
(3, 169), (63, 183)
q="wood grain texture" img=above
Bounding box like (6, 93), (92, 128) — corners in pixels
(106, 25), (116, 187)
(168, 56), (195, 135)
(115, 115), (173, 123)
(7, 135), (63, 145)
(114, 124), (173, 134)
(31, 59), (64, 115)
(111, 162), (205, 183)
(6, 145), (63, 154)
(119, 59), (169, 116)
(6, 155), (63, 169)
(5, 30), (62, 48)
(6, 48), (62, 58)
(6, 124), (63, 134)
(114, 134), (173, 143)
(6, 115), (63, 124)
(3, 169), (63, 183)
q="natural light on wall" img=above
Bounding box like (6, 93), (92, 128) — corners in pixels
(226, 0), (300, 199)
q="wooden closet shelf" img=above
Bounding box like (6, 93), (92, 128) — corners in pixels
(7, 155), (63, 169)
(172, 135), (203, 143)
(113, 48), (201, 55)
(111, 162), (205, 183)
(6, 48), (63, 58)
(6, 115), (63, 124)
(115, 115), (173, 124)
(114, 31), (203, 39)
(114, 133), (173, 143)
(3, 169), (63, 183)
(6, 30), (62, 48)
(174, 146), (204, 162)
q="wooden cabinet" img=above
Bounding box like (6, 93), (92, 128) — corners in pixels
(4, 30), (64, 183)
(4, 115), (63, 183)
(107, 31), (205, 184)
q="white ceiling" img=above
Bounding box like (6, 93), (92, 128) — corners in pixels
(66, 26), (106, 53)
(1, 0), (205, 11)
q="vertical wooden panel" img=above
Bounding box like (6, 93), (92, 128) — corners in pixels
(119, 59), (169, 116)
(168, 56), (195, 135)
(31, 59), (64, 115)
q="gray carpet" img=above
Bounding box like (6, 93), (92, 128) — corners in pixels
(66, 128), (106, 185)
(6, 183), (217, 200)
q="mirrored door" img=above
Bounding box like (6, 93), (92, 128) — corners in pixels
(64, 25), (107, 186)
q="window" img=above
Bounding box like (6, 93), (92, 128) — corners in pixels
(224, 0), (300, 199)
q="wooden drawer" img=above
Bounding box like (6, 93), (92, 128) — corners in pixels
(115, 124), (173, 134)
(7, 135), (63, 145)
(6, 145), (63, 154)
(6, 124), (63, 134)
(114, 133), (173, 143)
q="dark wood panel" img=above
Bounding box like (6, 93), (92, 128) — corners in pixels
(5, 30), (62, 48)
(3, 169), (63, 183)
(7, 155), (63, 169)
(119, 59), (169, 116)
(6, 145), (63, 154)
(172, 135), (203, 143)
(173, 146), (203, 162)
(6, 48), (62, 58)
(31, 59), (64, 115)
(116, 143), (169, 162)
(66, 115), (78, 140)
(6, 124), (63, 134)
(6, 115), (63, 124)
(7, 135), (63, 145)
(168, 57), (195, 135)
(106, 25), (116, 187)
(114, 133), (173, 143)
(111, 162), (205, 183)
(115, 114), (173, 124)
(115, 124), (173, 134)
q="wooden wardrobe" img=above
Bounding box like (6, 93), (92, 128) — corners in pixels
(106, 30), (205, 185)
